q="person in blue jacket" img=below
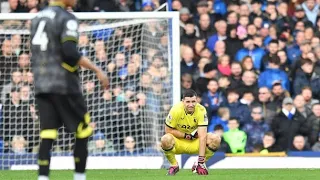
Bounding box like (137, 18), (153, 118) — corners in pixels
(258, 55), (290, 91)
(235, 36), (265, 70)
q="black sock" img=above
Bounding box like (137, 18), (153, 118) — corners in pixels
(74, 138), (88, 173)
(38, 139), (54, 176)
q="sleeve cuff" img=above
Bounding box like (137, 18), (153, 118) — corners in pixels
(165, 122), (174, 128)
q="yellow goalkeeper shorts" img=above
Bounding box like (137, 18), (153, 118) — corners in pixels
(168, 134), (213, 156)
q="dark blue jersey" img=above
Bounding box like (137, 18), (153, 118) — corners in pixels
(30, 3), (81, 95)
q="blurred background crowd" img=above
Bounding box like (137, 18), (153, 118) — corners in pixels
(0, 0), (320, 156)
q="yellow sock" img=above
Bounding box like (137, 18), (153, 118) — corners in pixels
(163, 147), (178, 166)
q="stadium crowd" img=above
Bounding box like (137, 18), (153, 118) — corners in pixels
(0, 0), (320, 156)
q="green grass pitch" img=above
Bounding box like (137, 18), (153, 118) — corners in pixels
(0, 169), (319, 180)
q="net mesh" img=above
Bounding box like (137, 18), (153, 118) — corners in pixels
(0, 17), (173, 169)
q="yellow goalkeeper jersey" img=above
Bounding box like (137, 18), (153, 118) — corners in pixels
(165, 102), (208, 134)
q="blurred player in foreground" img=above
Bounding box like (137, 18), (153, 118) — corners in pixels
(161, 89), (221, 175)
(30, 0), (108, 180)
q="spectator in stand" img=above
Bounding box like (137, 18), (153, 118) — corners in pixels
(301, 87), (319, 109)
(180, 46), (197, 76)
(277, 50), (290, 73)
(208, 107), (230, 133)
(193, 40), (206, 64)
(197, 14), (215, 43)
(181, 73), (196, 98)
(206, 20), (227, 52)
(235, 36), (265, 70)
(0, 39), (18, 87)
(252, 87), (278, 125)
(224, 89), (251, 127)
(229, 62), (243, 89)
(290, 40), (313, 79)
(1, 70), (22, 104)
(201, 79), (226, 120)
(179, 7), (192, 36)
(238, 71), (259, 98)
(239, 91), (255, 109)
(117, 136), (140, 156)
(290, 135), (311, 151)
(312, 133), (320, 152)
(19, 84), (32, 104)
(193, 57), (210, 81)
(259, 132), (282, 153)
(212, 40), (226, 66)
(181, 22), (198, 48)
(11, 34), (22, 56)
(258, 55), (290, 91)
(10, 135), (27, 154)
(249, 0), (262, 22)
(293, 94), (312, 119)
(224, 25), (243, 59)
(272, 97), (309, 151)
(261, 40), (279, 72)
(214, 125), (231, 153)
(293, 59), (320, 96)
(308, 103), (320, 146)
(286, 31), (305, 64)
(223, 117), (247, 154)
(218, 75), (231, 96)
(217, 55), (231, 76)
(272, 82), (290, 109)
(195, 63), (219, 95)
(241, 56), (259, 74)
(242, 106), (270, 152)
(88, 132), (115, 154)
(302, 0), (319, 26)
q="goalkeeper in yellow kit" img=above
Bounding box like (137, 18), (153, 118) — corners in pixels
(161, 89), (221, 175)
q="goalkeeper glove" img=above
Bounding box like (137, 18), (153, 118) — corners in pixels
(184, 129), (198, 140)
(196, 156), (208, 175)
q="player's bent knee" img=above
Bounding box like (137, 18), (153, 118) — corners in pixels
(206, 133), (221, 151)
(40, 129), (58, 140)
(76, 122), (93, 139)
(161, 134), (175, 150)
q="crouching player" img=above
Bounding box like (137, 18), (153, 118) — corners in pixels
(161, 89), (221, 175)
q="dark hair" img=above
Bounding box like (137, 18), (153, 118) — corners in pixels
(268, 55), (281, 65)
(300, 58), (313, 66)
(272, 82), (282, 88)
(208, 78), (218, 84)
(269, 39), (278, 45)
(183, 89), (197, 98)
(214, 124), (224, 131)
(264, 131), (275, 138)
(229, 117), (239, 123)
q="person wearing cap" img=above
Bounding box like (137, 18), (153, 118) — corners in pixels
(193, 0), (209, 23)
(235, 35), (265, 70)
(271, 97), (308, 151)
(179, 7), (191, 32)
(258, 55), (290, 91)
(290, 4), (313, 30)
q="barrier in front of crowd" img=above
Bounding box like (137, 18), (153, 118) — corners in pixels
(3, 152), (320, 170)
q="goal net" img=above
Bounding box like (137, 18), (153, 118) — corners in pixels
(0, 12), (180, 169)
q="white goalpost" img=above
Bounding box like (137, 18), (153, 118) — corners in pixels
(0, 11), (180, 170)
